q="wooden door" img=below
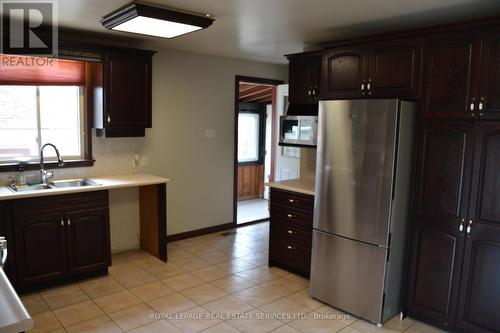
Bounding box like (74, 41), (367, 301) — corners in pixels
(289, 55), (321, 104)
(478, 27), (500, 120)
(456, 223), (500, 332)
(369, 37), (422, 97)
(423, 31), (481, 119)
(322, 46), (368, 99)
(66, 208), (110, 276)
(237, 164), (264, 200)
(105, 52), (152, 129)
(406, 120), (474, 326)
(14, 214), (67, 288)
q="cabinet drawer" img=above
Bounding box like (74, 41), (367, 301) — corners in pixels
(271, 220), (312, 244)
(269, 238), (311, 276)
(271, 188), (314, 213)
(12, 191), (108, 218)
(271, 204), (313, 227)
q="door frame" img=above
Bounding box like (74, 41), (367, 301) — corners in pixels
(233, 75), (284, 226)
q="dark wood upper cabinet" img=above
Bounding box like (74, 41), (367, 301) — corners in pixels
(369, 38), (422, 97)
(456, 223), (500, 333)
(92, 49), (154, 138)
(478, 27), (500, 120)
(423, 30), (482, 119)
(322, 38), (421, 99)
(471, 122), (500, 227)
(415, 121), (474, 219)
(322, 46), (368, 99)
(288, 53), (322, 104)
(66, 208), (111, 276)
(13, 214), (67, 289)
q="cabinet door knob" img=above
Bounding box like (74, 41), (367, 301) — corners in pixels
(60, 218), (64, 227)
(361, 83), (365, 91)
(287, 230), (294, 234)
(288, 199), (295, 203)
(287, 213), (294, 218)
(478, 102), (484, 111)
(107, 114), (111, 123)
(466, 220), (473, 235)
(67, 218), (71, 226)
(459, 218), (465, 233)
(287, 245), (296, 250)
(366, 82), (371, 91)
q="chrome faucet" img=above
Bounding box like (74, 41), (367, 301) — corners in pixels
(40, 143), (64, 184)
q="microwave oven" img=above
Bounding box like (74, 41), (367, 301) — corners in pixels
(279, 115), (318, 147)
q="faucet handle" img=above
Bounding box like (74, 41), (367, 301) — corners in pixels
(45, 171), (54, 180)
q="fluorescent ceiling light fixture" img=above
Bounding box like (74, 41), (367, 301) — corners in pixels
(101, 2), (214, 39)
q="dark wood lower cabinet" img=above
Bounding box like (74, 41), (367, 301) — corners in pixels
(269, 188), (313, 277)
(66, 208), (111, 276)
(10, 191), (110, 292)
(457, 223), (500, 332)
(406, 217), (465, 328)
(14, 214), (68, 289)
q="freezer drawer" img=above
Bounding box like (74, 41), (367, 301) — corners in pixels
(310, 230), (387, 323)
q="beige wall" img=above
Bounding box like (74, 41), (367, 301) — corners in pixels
(0, 47), (287, 247)
(141, 48), (287, 235)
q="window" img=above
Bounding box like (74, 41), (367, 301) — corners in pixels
(0, 85), (85, 163)
(238, 113), (260, 163)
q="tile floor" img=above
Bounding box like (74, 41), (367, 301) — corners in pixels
(24, 222), (445, 333)
(237, 199), (269, 224)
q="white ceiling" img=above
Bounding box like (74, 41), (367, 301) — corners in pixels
(59, 0), (500, 64)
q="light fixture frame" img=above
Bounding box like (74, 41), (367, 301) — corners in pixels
(101, 2), (214, 38)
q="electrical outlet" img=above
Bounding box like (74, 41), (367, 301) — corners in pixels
(132, 154), (140, 167)
(140, 156), (148, 166)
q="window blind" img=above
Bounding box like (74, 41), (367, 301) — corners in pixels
(0, 54), (86, 85)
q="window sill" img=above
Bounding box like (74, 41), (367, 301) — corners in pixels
(0, 159), (95, 172)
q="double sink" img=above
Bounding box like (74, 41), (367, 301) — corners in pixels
(8, 178), (99, 193)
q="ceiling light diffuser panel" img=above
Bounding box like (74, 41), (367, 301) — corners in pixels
(101, 2), (214, 39)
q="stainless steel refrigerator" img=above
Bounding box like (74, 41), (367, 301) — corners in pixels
(310, 99), (417, 325)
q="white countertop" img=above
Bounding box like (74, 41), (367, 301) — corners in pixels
(0, 173), (170, 201)
(0, 268), (33, 333)
(266, 178), (315, 196)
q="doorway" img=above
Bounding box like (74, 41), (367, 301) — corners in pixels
(234, 76), (283, 225)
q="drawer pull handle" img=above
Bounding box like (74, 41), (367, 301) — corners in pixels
(287, 230), (294, 234)
(287, 214), (294, 218)
(288, 199), (295, 203)
(287, 245), (296, 250)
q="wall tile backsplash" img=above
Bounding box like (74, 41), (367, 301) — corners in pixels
(0, 130), (145, 185)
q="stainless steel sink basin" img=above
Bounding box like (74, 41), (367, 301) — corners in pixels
(7, 178), (99, 192)
(49, 178), (98, 188)
(8, 183), (52, 192)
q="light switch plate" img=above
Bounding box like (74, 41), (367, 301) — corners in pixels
(205, 129), (216, 138)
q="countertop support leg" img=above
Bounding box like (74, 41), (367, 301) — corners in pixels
(139, 183), (167, 262)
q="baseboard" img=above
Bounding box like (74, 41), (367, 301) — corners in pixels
(166, 219), (269, 242)
(167, 222), (236, 242)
